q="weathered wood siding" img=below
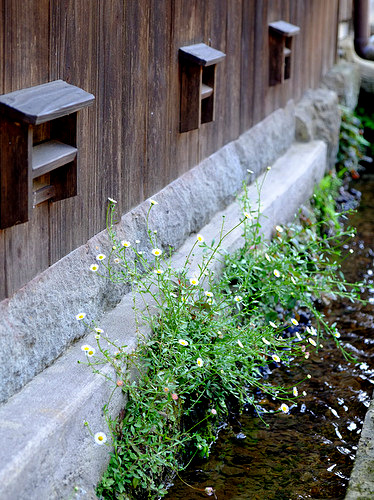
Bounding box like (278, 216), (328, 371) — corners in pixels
(0, 0), (340, 300)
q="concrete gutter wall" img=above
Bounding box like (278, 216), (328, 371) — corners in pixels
(0, 83), (346, 499)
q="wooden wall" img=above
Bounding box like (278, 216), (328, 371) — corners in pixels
(0, 0), (340, 300)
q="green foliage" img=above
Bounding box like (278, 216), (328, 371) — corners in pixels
(336, 105), (369, 177)
(355, 106), (374, 158)
(311, 172), (343, 235)
(79, 175), (362, 499)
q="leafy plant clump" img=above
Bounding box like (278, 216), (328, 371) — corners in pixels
(355, 106), (374, 158)
(336, 105), (369, 179)
(78, 177), (362, 499)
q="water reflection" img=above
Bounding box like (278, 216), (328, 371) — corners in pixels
(166, 173), (374, 500)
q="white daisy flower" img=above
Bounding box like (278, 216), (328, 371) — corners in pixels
(96, 254), (106, 261)
(121, 241), (131, 248)
(262, 337), (271, 345)
(290, 318), (299, 326)
(178, 339), (189, 346)
(237, 340), (244, 348)
(150, 199), (158, 205)
(273, 269), (281, 278)
(90, 264), (99, 272)
(234, 295), (242, 302)
(189, 277), (199, 286)
(280, 403), (289, 413)
(94, 432), (107, 445)
(152, 248), (162, 257)
(197, 234), (204, 242)
(107, 198), (117, 204)
(293, 387), (298, 397)
(76, 313), (86, 321)
(272, 354), (280, 363)
(197, 358), (204, 367)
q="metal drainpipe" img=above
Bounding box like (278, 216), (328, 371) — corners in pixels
(354, 0), (374, 59)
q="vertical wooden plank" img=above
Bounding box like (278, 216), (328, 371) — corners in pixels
(290, 0), (303, 102)
(223, 0), (242, 144)
(279, 0), (291, 110)
(97, 1), (124, 221)
(122, 0), (148, 209)
(330, 0), (340, 71)
(0, 0), (6, 302)
(2, 0), (50, 297)
(0, 0), (4, 95)
(240, 0), (256, 133)
(172, 0), (201, 179)
(265, 0), (281, 117)
(199, 0), (227, 160)
(3, 0), (49, 92)
(48, 0), (99, 264)
(4, 206), (49, 296)
(301, 0), (310, 93)
(144, 0), (173, 199)
(252, 0), (268, 124)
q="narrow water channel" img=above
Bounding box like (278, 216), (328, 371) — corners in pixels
(165, 171), (374, 500)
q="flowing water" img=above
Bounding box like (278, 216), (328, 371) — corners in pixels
(165, 171), (374, 500)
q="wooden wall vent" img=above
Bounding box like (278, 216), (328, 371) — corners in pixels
(179, 43), (226, 133)
(0, 80), (94, 229)
(269, 20), (300, 86)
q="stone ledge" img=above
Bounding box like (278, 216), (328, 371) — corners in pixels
(345, 393), (374, 499)
(0, 140), (327, 499)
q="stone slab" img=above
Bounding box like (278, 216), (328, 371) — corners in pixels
(345, 392), (374, 499)
(295, 88), (341, 169)
(0, 140), (327, 499)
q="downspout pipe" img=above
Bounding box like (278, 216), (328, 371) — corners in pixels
(354, 0), (374, 60)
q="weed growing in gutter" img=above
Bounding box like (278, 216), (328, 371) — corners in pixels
(78, 176), (362, 499)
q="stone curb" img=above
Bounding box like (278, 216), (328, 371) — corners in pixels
(0, 140), (327, 499)
(345, 392), (374, 499)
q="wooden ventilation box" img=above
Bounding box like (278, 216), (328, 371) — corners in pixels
(0, 80), (94, 229)
(269, 21), (300, 86)
(179, 43), (226, 133)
